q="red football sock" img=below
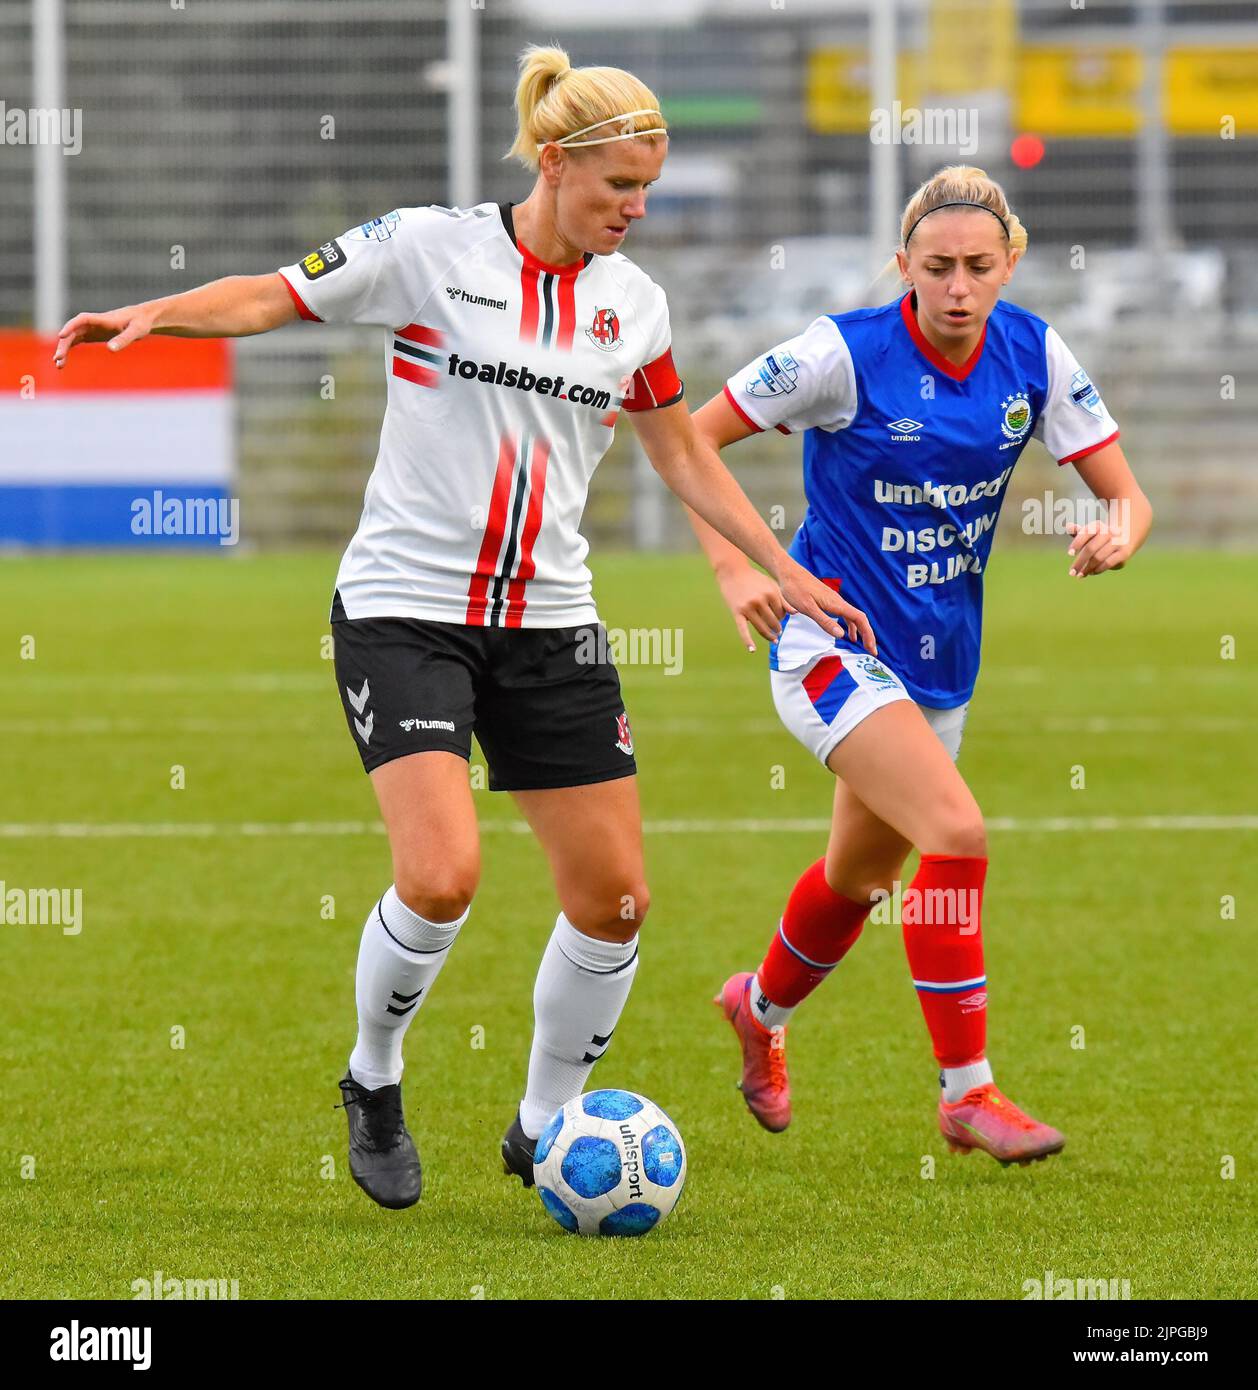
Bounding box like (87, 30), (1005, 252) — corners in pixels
(902, 853), (988, 1067)
(756, 858), (870, 1008)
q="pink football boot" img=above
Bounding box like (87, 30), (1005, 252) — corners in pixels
(713, 972), (791, 1133)
(939, 1082), (1066, 1165)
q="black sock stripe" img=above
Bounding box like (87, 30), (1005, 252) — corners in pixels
(555, 943), (639, 976)
(375, 900), (455, 954)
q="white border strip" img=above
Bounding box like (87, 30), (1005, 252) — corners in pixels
(0, 815), (1255, 840)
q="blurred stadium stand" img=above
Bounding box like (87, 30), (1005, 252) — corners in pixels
(3, 0), (1256, 546)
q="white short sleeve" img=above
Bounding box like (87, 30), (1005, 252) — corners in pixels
(724, 315), (858, 435)
(278, 206), (454, 329)
(1033, 325), (1120, 465)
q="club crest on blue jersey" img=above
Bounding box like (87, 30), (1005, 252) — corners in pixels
(586, 307), (622, 351)
(1069, 367), (1104, 419)
(999, 392), (1033, 442)
(747, 349), (799, 397)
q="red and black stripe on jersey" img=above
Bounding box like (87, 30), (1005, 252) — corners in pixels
(466, 430), (549, 628)
(499, 201), (593, 351)
(392, 323), (444, 387)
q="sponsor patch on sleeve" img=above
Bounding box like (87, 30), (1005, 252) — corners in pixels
(746, 349), (799, 398)
(1069, 367), (1105, 420)
(348, 211), (400, 242)
(299, 239), (347, 281)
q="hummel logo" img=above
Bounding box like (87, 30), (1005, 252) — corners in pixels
(446, 284), (507, 311)
(581, 1029), (614, 1064)
(386, 987), (423, 1017)
(345, 678), (372, 744)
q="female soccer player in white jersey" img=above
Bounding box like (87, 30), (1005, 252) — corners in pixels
(694, 166), (1152, 1164)
(54, 46), (871, 1210)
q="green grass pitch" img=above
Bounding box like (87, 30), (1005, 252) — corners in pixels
(1, 547), (1254, 1299)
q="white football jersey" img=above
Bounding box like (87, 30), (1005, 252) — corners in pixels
(278, 202), (683, 627)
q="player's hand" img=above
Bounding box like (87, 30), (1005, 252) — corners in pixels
(1065, 521), (1130, 578)
(775, 557), (876, 655)
(714, 563), (788, 651)
(54, 303), (158, 367)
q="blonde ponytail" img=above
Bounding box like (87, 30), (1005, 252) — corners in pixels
(504, 43), (667, 171)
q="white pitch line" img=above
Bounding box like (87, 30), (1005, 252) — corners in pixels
(0, 715), (1250, 737)
(0, 665), (1253, 693)
(0, 815), (1255, 840)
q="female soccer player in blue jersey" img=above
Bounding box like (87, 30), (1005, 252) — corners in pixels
(697, 165), (1152, 1164)
(55, 46), (871, 1212)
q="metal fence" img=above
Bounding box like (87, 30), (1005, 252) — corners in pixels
(4, 0), (1257, 545)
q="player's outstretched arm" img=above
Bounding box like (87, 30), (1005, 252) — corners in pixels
(54, 272), (299, 368)
(630, 395), (875, 654)
(678, 389), (789, 650)
(1063, 441), (1154, 578)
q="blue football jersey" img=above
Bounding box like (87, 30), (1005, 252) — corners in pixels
(724, 291), (1120, 707)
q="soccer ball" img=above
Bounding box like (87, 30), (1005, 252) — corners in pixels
(532, 1089), (686, 1236)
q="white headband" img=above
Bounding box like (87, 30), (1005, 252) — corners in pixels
(539, 109), (667, 150)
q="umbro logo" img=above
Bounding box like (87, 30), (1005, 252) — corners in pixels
(887, 417), (924, 440)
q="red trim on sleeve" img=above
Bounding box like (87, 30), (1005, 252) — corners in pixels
(1058, 429), (1120, 466)
(278, 271), (321, 323)
(722, 383), (764, 433)
(623, 347), (683, 412)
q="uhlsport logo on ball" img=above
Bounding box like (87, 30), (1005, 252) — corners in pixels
(532, 1090), (686, 1236)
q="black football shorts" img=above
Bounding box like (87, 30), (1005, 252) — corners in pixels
(330, 592), (637, 791)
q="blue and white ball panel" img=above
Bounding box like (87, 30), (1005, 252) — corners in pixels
(770, 646), (967, 766)
(581, 1089), (643, 1120)
(533, 1093), (686, 1237)
(561, 1136), (623, 1199)
(534, 1107), (566, 1164)
(641, 1124), (684, 1188)
(538, 1186), (580, 1232)
(599, 1204), (662, 1236)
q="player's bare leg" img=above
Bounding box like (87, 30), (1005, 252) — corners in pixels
(337, 751), (480, 1210)
(826, 702), (1065, 1164)
(500, 775), (648, 1184)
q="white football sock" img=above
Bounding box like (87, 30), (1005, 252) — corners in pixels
(941, 1058), (994, 1103)
(518, 912), (639, 1138)
(347, 884), (468, 1091)
(749, 971), (795, 1032)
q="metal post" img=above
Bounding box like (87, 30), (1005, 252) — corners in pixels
(1137, 0), (1172, 257)
(33, 0), (67, 333)
(447, 0), (478, 210)
(869, 0), (899, 284)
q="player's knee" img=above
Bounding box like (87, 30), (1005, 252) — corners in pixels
(569, 881), (649, 942)
(828, 867), (899, 908)
(394, 864), (478, 923)
(929, 812), (987, 860)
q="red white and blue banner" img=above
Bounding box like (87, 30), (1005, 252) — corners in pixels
(0, 333), (235, 546)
